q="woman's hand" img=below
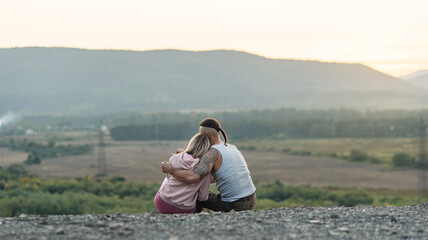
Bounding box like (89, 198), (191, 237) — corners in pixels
(211, 176), (216, 183)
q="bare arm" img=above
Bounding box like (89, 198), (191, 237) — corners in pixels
(193, 148), (219, 179)
(161, 164), (200, 183)
(161, 148), (220, 183)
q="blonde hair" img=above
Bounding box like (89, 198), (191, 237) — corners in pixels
(185, 133), (210, 159)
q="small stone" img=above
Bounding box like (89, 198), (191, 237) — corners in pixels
(45, 226), (55, 231)
(330, 213), (339, 219)
(307, 212), (314, 219)
(337, 226), (349, 232)
(329, 230), (340, 236)
(56, 228), (65, 235)
(390, 215), (397, 222)
(19, 214), (27, 218)
(110, 224), (123, 230)
(124, 226), (133, 231)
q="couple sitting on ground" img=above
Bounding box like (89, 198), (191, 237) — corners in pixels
(155, 118), (256, 213)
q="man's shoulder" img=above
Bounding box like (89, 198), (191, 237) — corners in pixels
(211, 143), (237, 149)
(212, 143), (240, 153)
(202, 147), (221, 163)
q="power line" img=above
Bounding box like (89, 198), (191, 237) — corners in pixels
(97, 120), (107, 175)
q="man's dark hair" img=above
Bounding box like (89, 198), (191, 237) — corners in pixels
(199, 118), (228, 145)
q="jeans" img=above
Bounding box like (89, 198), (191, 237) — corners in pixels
(197, 192), (256, 212)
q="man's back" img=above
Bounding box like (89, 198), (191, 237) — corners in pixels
(161, 117), (257, 211)
(211, 144), (256, 202)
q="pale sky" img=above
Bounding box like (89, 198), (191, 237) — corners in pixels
(1, 0), (427, 77)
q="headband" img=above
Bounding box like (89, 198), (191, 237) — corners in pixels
(199, 118), (221, 131)
(199, 118), (228, 145)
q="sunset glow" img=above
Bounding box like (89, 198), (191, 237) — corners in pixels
(1, 0), (427, 77)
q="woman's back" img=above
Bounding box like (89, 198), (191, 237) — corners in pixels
(158, 152), (211, 210)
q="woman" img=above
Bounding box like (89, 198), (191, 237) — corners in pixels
(154, 133), (211, 214)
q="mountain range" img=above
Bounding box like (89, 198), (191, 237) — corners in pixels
(1, 47), (427, 115)
(401, 70), (428, 90)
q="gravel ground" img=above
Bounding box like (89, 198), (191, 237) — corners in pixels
(1, 203), (427, 240)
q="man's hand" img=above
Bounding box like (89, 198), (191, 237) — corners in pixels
(160, 148), (219, 183)
(161, 161), (173, 174)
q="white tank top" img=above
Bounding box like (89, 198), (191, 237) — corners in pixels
(212, 144), (256, 202)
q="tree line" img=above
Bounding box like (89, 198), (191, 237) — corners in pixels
(11, 108), (428, 130)
(110, 117), (422, 141)
(0, 139), (92, 165)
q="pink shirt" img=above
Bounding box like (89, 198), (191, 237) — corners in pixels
(159, 152), (211, 210)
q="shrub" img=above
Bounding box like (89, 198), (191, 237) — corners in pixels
(7, 164), (28, 176)
(292, 150), (311, 156)
(25, 152), (41, 165)
(110, 176), (126, 183)
(368, 156), (381, 164)
(48, 140), (56, 148)
(0, 139), (92, 161)
(256, 181), (293, 202)
(349, 150), (368, 162)
(337, 190), (374, 207)
(282, 148), (292, 153)
(416, 159), (428, 169)
(301, 150), (311, 156)
(392, 153), (415, 168)
(94, 173), (108, 178)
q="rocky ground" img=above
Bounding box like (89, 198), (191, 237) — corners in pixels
(0, 203), (427, 240)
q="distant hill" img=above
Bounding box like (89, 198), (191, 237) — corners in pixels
(400, 70), (428, 90)
(1, 47), (427, 115)
(401, 70), (428, 80)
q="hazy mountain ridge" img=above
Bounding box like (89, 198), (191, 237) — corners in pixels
(401, 70), (428, 80)
(1, 47), (427, 115)
(401, 70), (428, 90)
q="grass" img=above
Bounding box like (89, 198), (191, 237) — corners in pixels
(254, 185), (428, 210)
(234, 138), (419, 165)
(0, 172), (426, 217)
(1, 134), (420, 189)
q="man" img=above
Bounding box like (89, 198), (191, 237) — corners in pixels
(161, 118), (256, 212)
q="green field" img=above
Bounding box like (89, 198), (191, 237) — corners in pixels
(0, 133), (422, 189)
(3, 130), (420, 165)
(235, 138), (418, 166)
(0, 132), (427, 217)
(0, 165), (426, 217)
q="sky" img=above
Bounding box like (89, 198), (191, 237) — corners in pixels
(1, 0), (427, 77)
